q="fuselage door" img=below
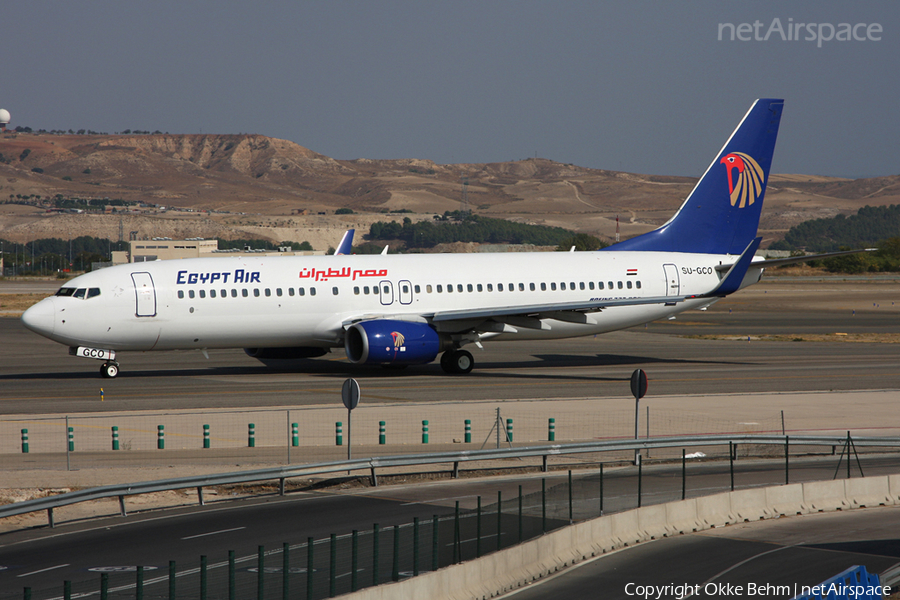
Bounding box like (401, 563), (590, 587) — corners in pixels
(398, 280), (413, 305)
(663, 264), (680, 296)
(131, 272), (157, 317)
(379, 280), (394, 306)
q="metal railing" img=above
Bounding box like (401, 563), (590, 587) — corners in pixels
(2, 433), (897, 526)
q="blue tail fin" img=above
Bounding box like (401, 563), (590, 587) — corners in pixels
(607, 99), (783, 255)
(335, 229), (355, 255)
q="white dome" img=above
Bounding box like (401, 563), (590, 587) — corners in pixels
(0, 109), (9, 124)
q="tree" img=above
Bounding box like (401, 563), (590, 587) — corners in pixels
(556, 233), (608, 251)
(335, 207), (354, 215)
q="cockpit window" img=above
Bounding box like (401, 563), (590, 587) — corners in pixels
(87, 288), (101, 299)
(73, 288), (86, 299)
(56, 287), (77, 297)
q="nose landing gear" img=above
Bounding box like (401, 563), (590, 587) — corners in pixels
(100, 362), (120, 379)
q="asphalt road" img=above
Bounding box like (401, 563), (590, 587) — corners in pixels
(3, 454), (900, 599)
(501, 507), (900, 600)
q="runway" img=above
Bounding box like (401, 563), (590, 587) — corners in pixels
(2, 299), (900, 414)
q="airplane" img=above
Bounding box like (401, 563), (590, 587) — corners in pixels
(20, 99), (865, 379)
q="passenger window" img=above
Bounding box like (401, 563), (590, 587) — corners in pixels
(598, 282), (604, 290)
(447, 285), (453, 293)
(299, 288), (305, 296)
(467, 284), (473, 292)
(265, 289), (271, 297)
(541, 283), (547, 291)
(608, 281), (614, 289)
(579, 282), (585, 290)
(289, 288), (295, 296)
(254, 289), (260, 297)
(617, 281), (623, 289)
(402, 285), (409, 294)
(74, 288), (86, 299)
(242, 289), (249, 297)
(560, 283), (566, 290)
(199, 290), (206, 298)
(383, 285), (390, 294)
(310, 288), (316, 296)
(636, 281), (642, 289)
(476, 284), (482, 292)
(232, 289), (238, 297)
(457, 284), (463, 293)
(178, 290), (184, 299)
(570, 282), (575, 289)
(427, 285), (433, 293)
(276, 288), (283, 297)
(189, 290), (195, 299)
(414, 285), (421, 293)
(530, 283), (535, 291)
(487, 284), (493, 292)
(627, 281), (632, 289)
(518, 283), (524, 291)
(221, 289), (226, 298)
(551, 283), (557, 291)
(589, 282), (595, 290)
(509, 283), (514, 291)
(354, 286), (360, 295)
(210, 290), (216, 298)
(498, 283), (504, 291)
(437, 285), (443, 293)
(333, 287), (339, 295)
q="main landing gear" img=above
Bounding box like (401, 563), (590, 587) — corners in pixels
(440, 349), (474, 374)
(100, 361), (119, 379)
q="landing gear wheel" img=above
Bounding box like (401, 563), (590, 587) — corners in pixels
(100, 362), (119, 379)
(441, 350), (474, 374)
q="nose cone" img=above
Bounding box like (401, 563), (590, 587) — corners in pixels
(21, 298), (55, 338)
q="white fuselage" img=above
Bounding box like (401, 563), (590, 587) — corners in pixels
(22, 250), (759, 354)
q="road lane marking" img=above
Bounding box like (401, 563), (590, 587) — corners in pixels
(182, 526), (246, 540)
(17, 563), (70, 577)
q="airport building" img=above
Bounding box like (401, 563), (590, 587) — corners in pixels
(113, 238), (325, 265)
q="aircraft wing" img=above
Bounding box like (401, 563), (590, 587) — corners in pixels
(428, 237), (764, 332)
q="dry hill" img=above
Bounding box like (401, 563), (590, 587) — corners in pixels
(1, 131), (898, 249)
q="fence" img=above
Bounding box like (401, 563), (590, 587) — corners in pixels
(0, 401), (786, 470)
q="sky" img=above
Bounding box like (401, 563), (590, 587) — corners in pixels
(2, 1), (897, 179)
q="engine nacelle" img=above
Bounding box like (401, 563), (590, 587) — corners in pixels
(244, 347), (329, 360)
(345, 320), (441, 366)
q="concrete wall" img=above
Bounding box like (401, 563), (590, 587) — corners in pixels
(342, 475), (900, 600)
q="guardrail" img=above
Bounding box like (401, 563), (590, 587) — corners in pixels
(3, 433), (898, 527)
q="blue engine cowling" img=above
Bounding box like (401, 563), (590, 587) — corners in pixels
(345, 320), (441, 366)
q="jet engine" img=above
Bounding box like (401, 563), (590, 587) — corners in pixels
(344, 320), (443, 366)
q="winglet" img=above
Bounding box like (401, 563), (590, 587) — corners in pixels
(335, 229), (355, 255)
(701, 237), (761, 297)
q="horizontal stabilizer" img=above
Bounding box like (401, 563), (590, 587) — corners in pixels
(702, 237), (761, 297)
